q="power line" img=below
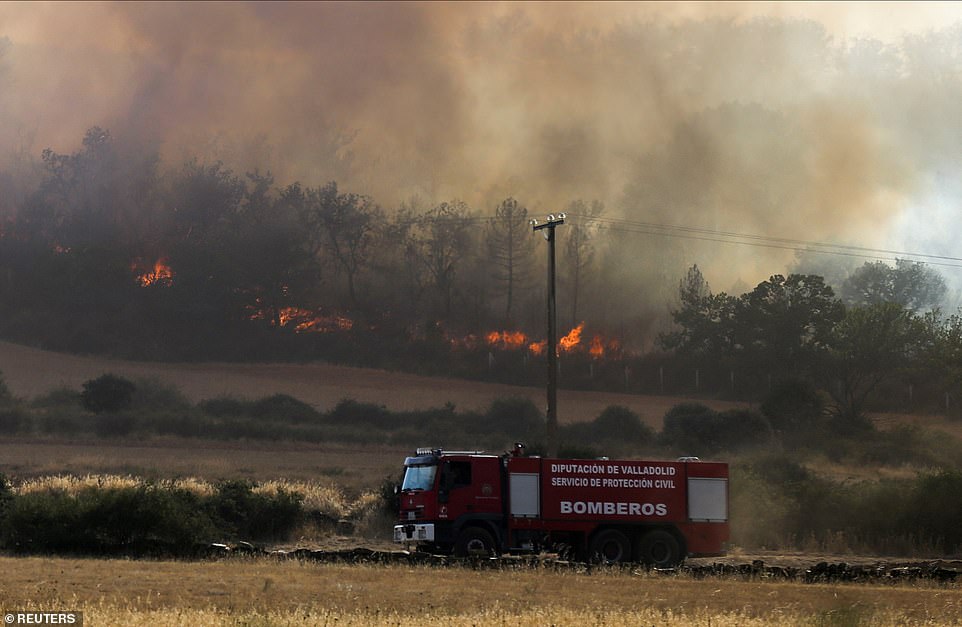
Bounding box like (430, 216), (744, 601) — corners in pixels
(573, 214), (962, 269)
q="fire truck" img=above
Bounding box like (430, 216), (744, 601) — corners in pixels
(393, 444), (729, 566)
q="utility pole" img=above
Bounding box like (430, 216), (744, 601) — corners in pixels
(531, 213), (565, 457)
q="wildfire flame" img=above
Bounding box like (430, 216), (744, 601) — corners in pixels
(136, 258), (173, 287)
(476, 322), (621, 359)
(249, 303), (353, 333)
(559, 322), (584, 352)
(486, 330), (529, 350)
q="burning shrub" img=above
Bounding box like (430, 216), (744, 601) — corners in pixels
(81, 374), (136, 414)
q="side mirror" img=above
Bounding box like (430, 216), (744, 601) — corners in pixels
(438, 489), (449, 504)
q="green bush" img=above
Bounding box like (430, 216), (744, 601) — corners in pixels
(93, 412), (136, 438)
(481, 397), (543, 440)
(81, 374), (136, 413)
(31, 387), (81, 409)
(0, 479), (306, 555)
(326, 398), (393, 429)
(761, 377), (825, 436)
(250, 394), (319, 423)
(209, 480), (304, 540)
(0, 407), (26, 434)
(0, 370), (11, 404)
(199, 396), (249, 417)
(592, 405), (655, 444)
(661, 403), (772, 455)
(131, 378), (191, 411)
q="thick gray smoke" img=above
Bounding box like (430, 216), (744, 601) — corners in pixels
(2, 3), (962, 312)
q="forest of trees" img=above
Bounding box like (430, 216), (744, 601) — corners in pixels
(1, 127), (961, 423)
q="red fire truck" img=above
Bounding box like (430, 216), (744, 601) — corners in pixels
(393, 444), (729, 566)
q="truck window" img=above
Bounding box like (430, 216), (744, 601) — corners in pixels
(401, 464), (437, 491)
(445, 461), (472, 488)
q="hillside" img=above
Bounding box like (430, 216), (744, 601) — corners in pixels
(0, 340), (745, 427)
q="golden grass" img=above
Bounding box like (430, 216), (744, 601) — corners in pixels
(0, 437), (405, 491)
(2, 557), (960, 626)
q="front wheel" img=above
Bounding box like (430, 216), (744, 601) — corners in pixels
(635, 529), (682, 567)
(453, 527), (497, 558)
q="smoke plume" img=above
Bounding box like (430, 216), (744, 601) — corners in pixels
(2, 2), (962, 299)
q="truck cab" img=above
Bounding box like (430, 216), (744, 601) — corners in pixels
(395, 448), (504, 555)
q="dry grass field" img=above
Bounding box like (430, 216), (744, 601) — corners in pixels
(2, 556), (961, 626)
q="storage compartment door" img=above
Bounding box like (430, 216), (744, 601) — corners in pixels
(688, 477), (728, 522)
(509, 473), (540, 518)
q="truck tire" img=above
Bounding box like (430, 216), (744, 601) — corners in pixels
(635, 529), (681, 567)
(454, 527), (497, 558)
(588, 529), (631, 564)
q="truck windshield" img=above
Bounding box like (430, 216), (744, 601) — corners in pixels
(401, 464), (437, 491)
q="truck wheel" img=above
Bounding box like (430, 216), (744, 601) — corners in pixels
(588, 529), (631, 564)
(454, 527), (497, 558)
(635, 530), (681, 567)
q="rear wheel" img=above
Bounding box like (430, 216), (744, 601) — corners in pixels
(454, 527), (497, 558)
(635, 529), (682, 567)
(588, 529), (631, 564)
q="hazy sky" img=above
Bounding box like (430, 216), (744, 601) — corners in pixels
(3, 2), (962, 292)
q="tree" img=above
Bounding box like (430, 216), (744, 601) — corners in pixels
(562, 199), (603, 327)
(841, 259), (946, 312)
(824, 303), (926, 426)
(485, 197), (532, 323)
(660, 265), (739, 361)
(737, 274), (843, 378)
(306, 182), (381, 309)
(412, 200), (474, 318)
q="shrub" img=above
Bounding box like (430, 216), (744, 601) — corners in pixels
(326, 399), (393, 429)
(481, 397), (543, 440)
(31, 387), (81, 409)
(761, 377), (825, 435)
(661, 403), (771, 454)
(0, 371), (11, 404)
(93, 413), (136, 438)
(0, 407), (26, 434)
(591, 405), (655, 444)
(131, 378), (191, 411)
(250, 394), (319, 423)
(209, 480), (304, 540)
(660, 403), (719, 454)
(81, 374), (136, 413)
(199, 396), (249, 417)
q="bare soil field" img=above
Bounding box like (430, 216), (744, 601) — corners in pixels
(0, 339), (745, 427)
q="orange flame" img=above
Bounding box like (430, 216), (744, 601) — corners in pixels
(589, 334), (605, 358)
(250, 304), (353, 333)
(486, 330), (529, 350)
(559, 322), (584, 352)
(528, 340), (547, 355)
(136, 258), (173, 287)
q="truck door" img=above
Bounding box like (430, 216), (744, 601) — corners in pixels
(438, 460), (475, 520)
(438, 457), (502, 520)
